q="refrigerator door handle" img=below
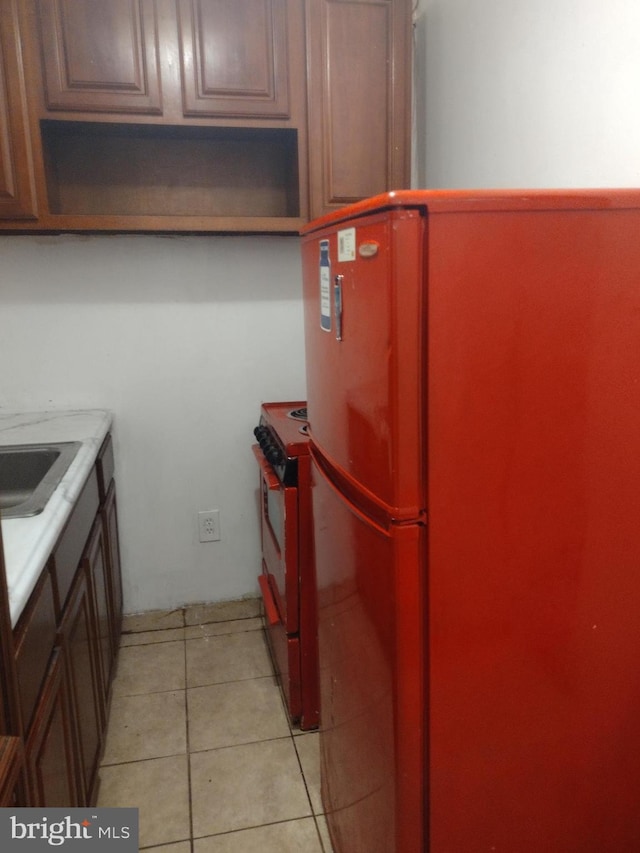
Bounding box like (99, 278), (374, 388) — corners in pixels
(334, 275), (344, 341)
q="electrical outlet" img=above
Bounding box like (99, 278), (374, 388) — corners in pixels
(198, 509), (221, 542)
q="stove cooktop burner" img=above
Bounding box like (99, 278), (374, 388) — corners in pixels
(288, 407), (308, 421)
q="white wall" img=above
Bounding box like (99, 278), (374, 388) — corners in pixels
(0, 234), (305, 614)
(414, 0), (640, 188)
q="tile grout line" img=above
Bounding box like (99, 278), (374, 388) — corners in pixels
(263, 620), (329, 851)
(284, 684), (328, 851)
(183, 634), (196, 853)
(178, 609), (195, 853)
(119, 614), (262, 637)
(111, 670), (277, 703)
(260, 621), (327, 848)
(121, 625), (264, 648)
(105, 609), (328, 849)
(189, 815), (327, 847)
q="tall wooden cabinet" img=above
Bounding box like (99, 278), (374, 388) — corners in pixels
(0, 0), (411, 232)
(0, 0), (37, 219)
(305, 0), (412, 217)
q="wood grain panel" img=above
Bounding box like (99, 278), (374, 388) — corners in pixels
(178, 0), (290, 117)
(305, 0), (412, 217)
(38, 0), (162, 113)
(0, 0), (37, 218)
(60, 567), (104, 806)
(0, 737), (24, 806)
(51, 468), (99, 616)
(83, 517), (113, 708)
(42, 121), (300, 217)
(326, 0), (389, 201)
(103, 480), (124, 649)
(25, 649), (80, 807)
(13, 570), (57, 737)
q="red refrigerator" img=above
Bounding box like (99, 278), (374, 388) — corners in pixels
(301, 190), (640, 853)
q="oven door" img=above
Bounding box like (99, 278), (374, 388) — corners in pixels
(253, 445), (299, 634)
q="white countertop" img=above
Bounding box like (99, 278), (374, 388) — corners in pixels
(0, 410), (113, 627)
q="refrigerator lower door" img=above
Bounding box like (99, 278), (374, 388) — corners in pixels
(311, 455), (425, 853)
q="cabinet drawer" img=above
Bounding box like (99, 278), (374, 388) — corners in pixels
(13, 569), (57, 735)
(51, 468), (99, 614)
(96, 434), (115, 502)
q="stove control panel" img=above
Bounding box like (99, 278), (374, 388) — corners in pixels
(253, 405), (309, 487)
(253, 425), (286, 468)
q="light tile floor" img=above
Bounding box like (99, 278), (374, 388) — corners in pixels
(97, 599), (333, 852)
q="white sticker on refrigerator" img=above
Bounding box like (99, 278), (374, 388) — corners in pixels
(319, 239), (331, 331)
(338, 227), (356, 262)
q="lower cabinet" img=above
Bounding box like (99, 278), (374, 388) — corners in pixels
(25, 648), (80, 806)
(11, 432), (122, 807)
(85, 515), (115, 709)
(103, 480), (123, 651)
(0, 736), (25, 806)
(60, 567), (105, 805)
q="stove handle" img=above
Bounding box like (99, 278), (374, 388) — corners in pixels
(252, 444), (280, 490)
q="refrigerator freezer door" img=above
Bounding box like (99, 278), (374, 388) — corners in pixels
(302, 208), (426, 521)
(311, 451), (425, 853)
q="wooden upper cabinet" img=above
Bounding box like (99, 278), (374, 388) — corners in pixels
(177, 0), (290, 118)
(305, 0), (412, 218)
(0, 0), (410, 231)
(0, 0), (37, 219)
(37, 0), (162, 114)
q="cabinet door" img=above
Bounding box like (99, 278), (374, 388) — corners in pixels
(13, 569), (57, 738)
(178, 0), (291, 118)
(37, 0), (162, 114)
(51, 468), (99, 618)
(0, 737), (25, 807)
(103, 480), (123, 649)
(305, 0), (412, 218)
(60, 567), (103, 806)
(0, 0), (37, 219)
(25, 648), (80, 807)
(83, 516), (114, 709)
(0, 525), (21, 737)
